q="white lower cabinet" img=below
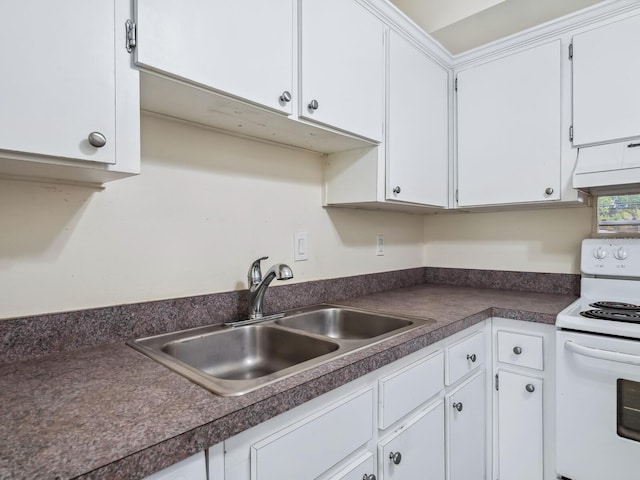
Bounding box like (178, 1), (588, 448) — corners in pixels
(143, 451), (207, 480)
(446, 371), (486, 480)
(219, 322), (489, 480)
(497, 371), (543, 480)
(378, 400), (445, 480)
(492, 318), (555, 480)
(250, 388), (373, 480)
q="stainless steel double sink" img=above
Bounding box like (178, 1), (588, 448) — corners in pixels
(128, 305), (434, 396)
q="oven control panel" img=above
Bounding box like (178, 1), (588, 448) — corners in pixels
(582, 239), (640, 277)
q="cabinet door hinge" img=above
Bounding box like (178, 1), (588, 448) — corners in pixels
(569, 125), (574, 142)
(569, 42), (573, 60)
(455, 189), (459, 203)
(125, 20), (137, 53)
(454, 76), (458, 92)
(495, 373), (499, 391)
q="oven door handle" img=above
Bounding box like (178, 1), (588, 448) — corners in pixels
(565, 340), (640, 366)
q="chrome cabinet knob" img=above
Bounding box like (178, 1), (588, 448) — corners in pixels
(453, 402), (463, 412)
(279, 91), (292, 103)
(389, 451), (402, 465)
(308, 99), (319, 111)
(363, 475), (376, 480)
(513, 346), (523, 355)
(466, 353), (477, 362)
(88, 132), (107, 148)
(544, 187), (554, 195)
(393, 186), (401, 194)
(526, 384), (535, 393)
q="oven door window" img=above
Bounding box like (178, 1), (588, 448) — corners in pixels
(618, 379), (640, 442)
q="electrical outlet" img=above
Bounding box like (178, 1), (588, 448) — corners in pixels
(376, 234), (384, 256)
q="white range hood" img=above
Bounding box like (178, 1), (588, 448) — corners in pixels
(573, 139), (640, 195)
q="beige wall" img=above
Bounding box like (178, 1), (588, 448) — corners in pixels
(0, 114), (595, 320)
(423, 207), (593, 274)
(0, 115), (425, 320)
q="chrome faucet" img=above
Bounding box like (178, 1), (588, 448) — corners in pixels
(247, 256), (293, 319)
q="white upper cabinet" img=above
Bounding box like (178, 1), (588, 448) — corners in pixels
(0, 0), (139, 184)
(386, 32), (448, 207)
(571, 13), (640, 146)
(299, 0), (385, 142)
(456, 41), (563, 206)
(135, 0), (295, 115)
(0, 0), (114, 164)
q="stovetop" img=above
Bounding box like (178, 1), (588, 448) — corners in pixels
(557, 297), (640, 339)
(556, 239), (640, 339)
(580, 303), (640, 322)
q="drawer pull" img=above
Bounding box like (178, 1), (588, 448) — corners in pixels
(466, 353), (477, 362)
(513, 346), (523, 355)
(389, 451), (402, 465)
(452, 402), (463, 412)
(363, 475), (376, 480)
(526, 384), (535, 393)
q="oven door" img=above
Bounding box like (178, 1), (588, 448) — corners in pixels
(557, 330), (640, 480)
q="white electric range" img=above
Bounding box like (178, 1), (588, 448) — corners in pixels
(556, 238), (640, 480)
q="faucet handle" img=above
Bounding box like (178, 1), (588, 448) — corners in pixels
(248, 256), (269, 285)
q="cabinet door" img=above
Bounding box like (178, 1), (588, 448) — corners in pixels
(251, 388), (373, 480)
(456, 41), (562, 206)
(386, 32), (448, 207)
(135, 0), (294, 115)
(446, 371), (486, 480)
(300, 0), (384, 141)
(0, 0), (116, 164)
(572, 14), (640, 146)
(378, 400), (445, 480)
(497, 371), (543, 480)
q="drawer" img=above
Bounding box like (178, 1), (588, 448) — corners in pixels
(251, 388), (373, 480)
(143, 452), (207, 480)
(497, 330), (544, 370)
(379, 350), (444, 429)
(446, 330), (486, 386)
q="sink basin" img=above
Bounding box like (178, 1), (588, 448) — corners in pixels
(128, 305), (434, 396)
(276, 307), (412, 339)
(161, 325), (339, 380)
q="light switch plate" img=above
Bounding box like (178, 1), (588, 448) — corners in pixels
(376, 234), (384, 256)
(294, 231), (309, 261)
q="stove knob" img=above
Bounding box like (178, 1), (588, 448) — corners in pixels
(593, 246), (607, 260)
(613, 247), (628, 260)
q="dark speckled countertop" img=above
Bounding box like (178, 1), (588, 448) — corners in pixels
(0, 283), (576, 480)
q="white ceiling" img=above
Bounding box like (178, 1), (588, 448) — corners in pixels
(389, 0), (606, 54)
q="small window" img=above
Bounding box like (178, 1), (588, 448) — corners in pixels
(597, 194), (640, 234)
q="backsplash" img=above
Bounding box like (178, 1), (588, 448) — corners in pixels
(425, 267), (580, 296)
(0, 267), (578, 363)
